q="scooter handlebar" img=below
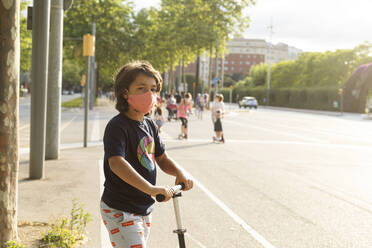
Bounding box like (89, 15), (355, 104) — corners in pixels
(156, 183), (185, 202)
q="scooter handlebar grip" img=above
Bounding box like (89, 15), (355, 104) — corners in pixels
(156, 183), (186, 202)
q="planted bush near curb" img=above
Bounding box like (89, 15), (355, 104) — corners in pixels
(61, 98), (82, 108)
(220, 86), (342, 112)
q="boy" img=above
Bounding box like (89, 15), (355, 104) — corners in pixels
(100, 61), (193, 248)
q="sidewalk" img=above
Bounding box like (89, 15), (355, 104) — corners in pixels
(18, 145), (103, 247)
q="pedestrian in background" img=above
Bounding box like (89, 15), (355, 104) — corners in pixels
(195, 93), (205, 120)
(154, 106), (165, 133)
(100, 61), (193, 248)
(211, 94), (225, 124)
(213, 109), (224, 143)
(166, 94), (177, 121)
(211, 94), (225, 142)
(177, 92), (193, 139)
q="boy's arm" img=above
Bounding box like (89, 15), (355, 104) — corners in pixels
(108, 156), (174, 199)
(155, 152), (193, 191)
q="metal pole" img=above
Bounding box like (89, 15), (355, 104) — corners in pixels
(46, 0), (63, 160)
(340, 91), (344, 116)
(221, 54), (225, 89)
(173, 194), (186, 248)
(215, 41), (219, 94)
(267, 62), (271, 106)
(267, 19), (273, 106)
(84, 56), (90, 147)
(177, 59), (182, 93)
(89, 22), (96, 110)
(30, 0), (51, 179)
(230, 87), (232, 104)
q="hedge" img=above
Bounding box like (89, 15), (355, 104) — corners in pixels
(219, 86), (342, 112)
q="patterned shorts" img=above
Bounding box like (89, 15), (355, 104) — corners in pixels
(100, 201), (152, 248)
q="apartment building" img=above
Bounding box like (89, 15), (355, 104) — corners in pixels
(184, 37), (302, 76)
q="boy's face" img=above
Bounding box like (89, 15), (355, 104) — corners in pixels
(124, 73), (157, 98)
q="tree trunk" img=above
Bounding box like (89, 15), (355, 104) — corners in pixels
(195, 53), (200, 98)
(0, 0), (20, 244)
(182, 56), (186, 95)
(208, 43), (213, 107)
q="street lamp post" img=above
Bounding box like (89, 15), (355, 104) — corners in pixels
(266, 21), (273, 106)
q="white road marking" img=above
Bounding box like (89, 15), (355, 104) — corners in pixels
(162, 138), (372, 151)
(178, 167), (276, 248)
(20, 138), (372, 156)
(91, 113), (101, 141)
(20, 141), (103, 155)
(19, 124), (30, 131)
(231, 113), (372, 145)
(160, 130), (173, 140)
(98, 160), (112, 248)
(185, 233), (208, 248)
(284, 170), (372, 213)
(224, 119), (328, 143)
(61, 115), (78, 132)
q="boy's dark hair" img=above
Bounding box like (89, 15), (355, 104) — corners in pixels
(216, 110), (221, 114)
(114, 61), (162, 113)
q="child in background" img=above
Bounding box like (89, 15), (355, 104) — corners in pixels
(154, 106), (164, 133)
(177, 93), (192, 139)
(213, 109), (224, 143)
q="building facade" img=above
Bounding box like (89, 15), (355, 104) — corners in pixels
(184, 37), (302, 77)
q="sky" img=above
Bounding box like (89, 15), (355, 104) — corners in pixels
(133, 0), (372, 52)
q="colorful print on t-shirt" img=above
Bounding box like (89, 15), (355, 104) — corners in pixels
(137, 136), (155, 171)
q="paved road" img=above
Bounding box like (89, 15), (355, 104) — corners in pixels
(19, 99), (372, 247)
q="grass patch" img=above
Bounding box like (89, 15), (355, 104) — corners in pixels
(4, 241), (26, 248)
(62, 98), (82, 108)
(41, 199), (91, 248)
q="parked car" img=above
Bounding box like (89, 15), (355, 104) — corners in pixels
(238, 96), (258, 109)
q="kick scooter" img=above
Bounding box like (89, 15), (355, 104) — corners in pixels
(156, 183), (187, 248)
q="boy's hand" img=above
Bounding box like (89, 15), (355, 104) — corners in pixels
(175, 173), (194, 191)
(150, 186), (174, 202)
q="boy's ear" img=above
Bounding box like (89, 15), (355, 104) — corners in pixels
(122, 89), (129, 100)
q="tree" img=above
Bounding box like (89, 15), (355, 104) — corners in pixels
(249, 63), (268, 87)
(0, 0), (20, 244)
(20, 0), (32, 73)
(63, 0), (134, 89)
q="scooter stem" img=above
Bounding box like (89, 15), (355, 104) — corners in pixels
(173, 192), (186, 248)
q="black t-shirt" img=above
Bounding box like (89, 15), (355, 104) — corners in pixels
(101, 113), (165, 215)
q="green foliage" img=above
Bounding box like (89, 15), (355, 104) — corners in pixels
(222, 75), (237, 87)
(230, 43), (372, 112)
(41, 199), (91, 248)
(20, 0), (32, 72)
(269, 46), (372, 88)
(248, 63), (268, 87)
(62, 59), (82, 91)
(228, 86), (340, 111)
(4, 241), (26, 248)
(64, 0), (134, 88)
(69, 199), (91, 240)
(61, 98), (82, 108)
(62, 0), (254, 92)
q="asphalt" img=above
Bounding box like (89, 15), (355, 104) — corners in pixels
(17, 99), (372, 248)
